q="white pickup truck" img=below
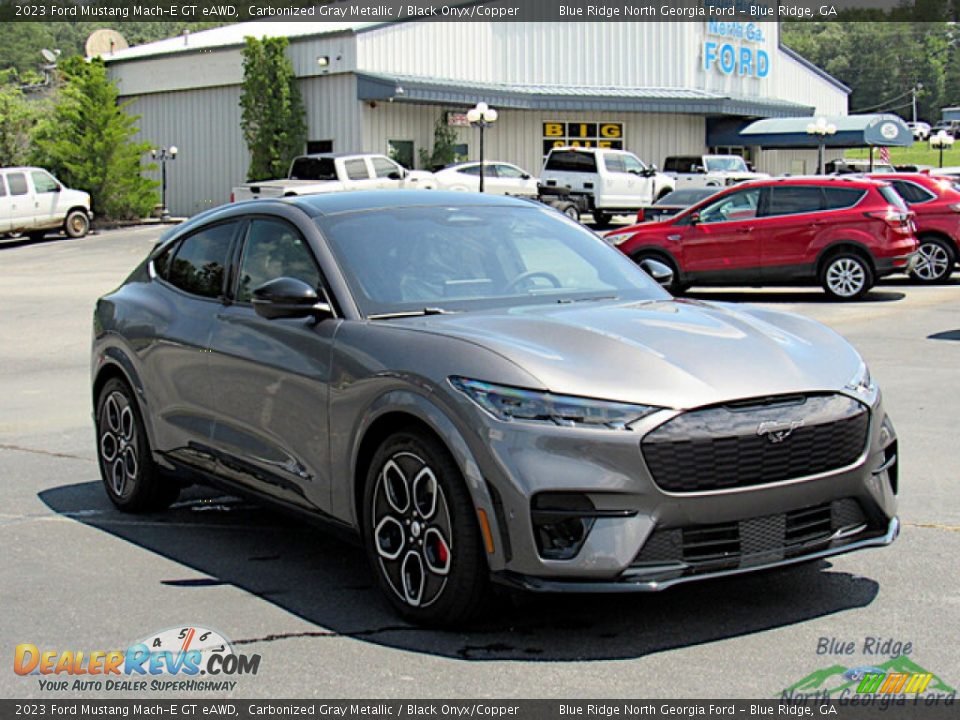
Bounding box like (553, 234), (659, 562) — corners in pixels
(1, 167), (92, 240)
(231, 152), (438, 202)
(662, 154), (767, 189)
(539, 147), (675, 226)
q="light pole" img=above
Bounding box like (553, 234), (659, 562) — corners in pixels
(151, 145), (178, 222)
(930, 130), (954, 168)
(911, 83), (923, 124)
(806, 117), (837, 174)
(466, 102), (498, 192)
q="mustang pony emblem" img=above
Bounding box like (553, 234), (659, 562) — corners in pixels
(757, 419), (805, 444)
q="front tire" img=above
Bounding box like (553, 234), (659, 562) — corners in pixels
(362, 430), (490, 626)
(909, 237), (955, 284)
(820, 252), (874, 300)
(95, 378), (179, 512)
(554, 201), (580, 222)
(64, 210), (90, 238)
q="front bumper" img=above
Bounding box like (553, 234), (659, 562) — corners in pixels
(494, 516), (899, 593)
(465, 390), (898, 588)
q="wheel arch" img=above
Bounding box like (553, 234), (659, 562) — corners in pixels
(348, 395), (506, 571)
(916, 229), (958, 254)
(816, 241), (876, 276)
(92, 348), (157, 449)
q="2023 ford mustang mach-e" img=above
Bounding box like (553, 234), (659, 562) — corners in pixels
(92, 191), (899, 625)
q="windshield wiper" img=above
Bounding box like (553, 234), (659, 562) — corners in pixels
(555, 295), (619, 304)
(368, 307), (458, 320)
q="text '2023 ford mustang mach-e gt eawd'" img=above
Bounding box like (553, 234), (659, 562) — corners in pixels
(92, 191), (899, 625)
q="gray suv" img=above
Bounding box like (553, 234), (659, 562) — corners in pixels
(91, 191), (899, 625)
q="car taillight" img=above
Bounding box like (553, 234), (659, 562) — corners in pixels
(636, 209), (645, 223)
(865, 209), (914, 233)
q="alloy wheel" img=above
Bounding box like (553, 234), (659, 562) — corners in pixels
(371, 451), (453, 608)
(98, 390), (140, 498)
(826, 257), (866, 298)
(913, 242), (951, 282)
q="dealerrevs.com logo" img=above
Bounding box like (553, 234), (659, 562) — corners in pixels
(14, 625), (261, 692)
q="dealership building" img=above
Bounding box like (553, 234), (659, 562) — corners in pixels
(102, 15), (850, 216)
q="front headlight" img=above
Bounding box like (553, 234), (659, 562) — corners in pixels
(845, 361), (876, 398)
(604, 231), (635, 246)
(450, 377), (660, 430)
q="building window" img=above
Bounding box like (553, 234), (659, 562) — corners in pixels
(453, 143), (468, 161)
(388, 140), (414, 169)
(307, 140), (333, 154)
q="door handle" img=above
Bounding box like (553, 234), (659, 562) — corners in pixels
(737, 227), (754, 233)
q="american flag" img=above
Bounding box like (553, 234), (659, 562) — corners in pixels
(878, 146), (891, 164)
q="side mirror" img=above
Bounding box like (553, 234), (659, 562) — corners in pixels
(642, 167), (657, 177)
(688, 211), (701, 225)
(639, 259), (675, 288)
(252, 277), (332, 321)
(521, 173), (531, 180)
(53, 185), (62, 192)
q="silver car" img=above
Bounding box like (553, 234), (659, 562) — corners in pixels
(91, 191), (899, 626)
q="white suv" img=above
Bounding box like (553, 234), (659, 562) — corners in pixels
(540, 147), (674, 225)
(0, 167), (92, 239)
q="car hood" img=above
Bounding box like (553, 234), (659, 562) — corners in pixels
(387, 299), (863, 409)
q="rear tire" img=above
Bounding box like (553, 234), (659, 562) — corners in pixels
(592, 210), (613, 227)
(95, 378), (179, 513)
(362, 429), (491, 627)
(64, 210), (90, 238)
(820, 252), (874, 301)
(909, 237), (955, 284)
(554, 201), (580, 222)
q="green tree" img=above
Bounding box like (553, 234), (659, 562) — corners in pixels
(31, 57), (158, 220)
(0, 80), (47, 165)
(418, 113), (463, 170)
(239, 36), (307, 181)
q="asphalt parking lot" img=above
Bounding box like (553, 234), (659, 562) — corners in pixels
(1, 226), (958, 699)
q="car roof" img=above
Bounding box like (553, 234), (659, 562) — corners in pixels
(287, 189), (535, 216)
(732, 175), (888, 189)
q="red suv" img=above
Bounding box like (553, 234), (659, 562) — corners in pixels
(867, 173), (960, 283)
(604, 177), (918, 300)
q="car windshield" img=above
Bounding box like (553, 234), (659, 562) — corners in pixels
(704, 156), (749, 173)
(317, 205), (668, 317)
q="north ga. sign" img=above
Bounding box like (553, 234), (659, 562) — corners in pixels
(703, 21), (770, 78)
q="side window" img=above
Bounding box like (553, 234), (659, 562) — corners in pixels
(459, 165), (482, 176)
(236, 219), (322, 303)
(891, 180), (935, 204)
(0, 176), (6, 197)
(698, 188), (761, 224)
(496, 164), (526, 179)
(7, 173), (28, 196)
(603, 154), (626, 173)
(822, 187), (866, 210)
(372, 157), (399, 178)
(166, 222), (237, 299)
(344, 159), (370, 181)
(766, 186), (824, 216)
(623, 155), (646, 174)
(31, 171), (59, 194)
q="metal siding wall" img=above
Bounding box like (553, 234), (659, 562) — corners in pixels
(124, 86), (249, 217)
(302, 74), (362, 152)
(363, 104), (704, 173)
(124, 75), (359, 217)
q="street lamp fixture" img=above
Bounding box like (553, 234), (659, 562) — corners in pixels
(150, 145), (178, 222)
(930, 130), (954, 169)
(466, 102), (498, 192)
(806, 117), (837, 175)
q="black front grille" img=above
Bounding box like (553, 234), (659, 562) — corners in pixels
(642, 394), (869, 493)
(631, 498), (869, 574)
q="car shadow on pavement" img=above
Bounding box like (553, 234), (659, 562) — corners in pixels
(39, 481), (881, 662)
(0, 232), (76, 251)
